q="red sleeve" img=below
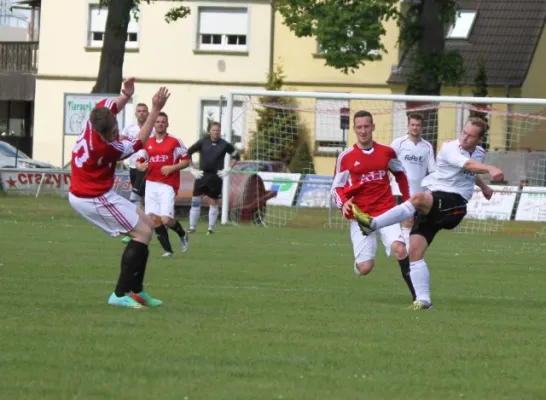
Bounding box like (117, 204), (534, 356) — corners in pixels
(331, 153), (350, 208)
(95, 98), (119, 116)
(387, 148), (410, 201)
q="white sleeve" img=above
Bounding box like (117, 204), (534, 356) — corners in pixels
(135, 149), (148, 161)
(111, 138), (142, 160)
(440, 142), (468, 168)
(388, 157), (406, 173)
(427, 149), (436, 173)
(120, 125), (130, 139)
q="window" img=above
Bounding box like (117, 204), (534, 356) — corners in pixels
(88, 5), (139, 48)
(200, 100), (245, 144)
(315, 99), (350, 154)
(447, 10), (477, 40)
(198, 7), (248, 52)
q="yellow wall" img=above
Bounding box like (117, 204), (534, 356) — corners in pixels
(34, 0), (273, 166)
(515, 24), (546, 151)
(274, 11), (399, 88)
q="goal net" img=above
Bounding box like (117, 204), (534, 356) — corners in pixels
(220, 90), (546, 238)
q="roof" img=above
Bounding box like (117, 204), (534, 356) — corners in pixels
(388, 0), (546, 87)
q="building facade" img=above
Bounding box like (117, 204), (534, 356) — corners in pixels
(33, 0), (274, 167)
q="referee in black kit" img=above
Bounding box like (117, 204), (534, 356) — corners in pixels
(187, 122), (240, 234)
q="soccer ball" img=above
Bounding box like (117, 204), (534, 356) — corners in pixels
(234, 142), (244, 152)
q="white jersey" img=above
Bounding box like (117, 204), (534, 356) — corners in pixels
(121, 124), (155, 168)
(390, 135), (436, 196)
(421, 139), (485, 201)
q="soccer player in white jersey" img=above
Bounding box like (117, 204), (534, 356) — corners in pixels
(390, 113), (436, 248)
(120, 103), (151, 204)
(353, 118), (504, 310)
(119, 103), (151, 245)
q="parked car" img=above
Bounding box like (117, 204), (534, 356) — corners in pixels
(0, 141), (56, 169)
(232, 160), (291, 174)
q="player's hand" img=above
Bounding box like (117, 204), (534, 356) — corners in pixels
(189, 166), (204, 179)
(481, 185), (494, 200)
(488, 166), (504, 182)
(152, 87), (170, 111)
(161, 165), (174, 176)
(122, 77), (135, 97)
(217, 167), (232, 178)
(136, 161), (148, 171)
(342, 197), (354, 219)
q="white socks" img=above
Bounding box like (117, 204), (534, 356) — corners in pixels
(409, 259), (431, 305)
(208, 205), (219, 231)
(189, 206), (200, 230)
(402, 227), (411, 250)
(372, 201), (416, 230)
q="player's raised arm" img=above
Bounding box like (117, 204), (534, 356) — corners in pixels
(441, 144), (503, 181)
(111, 77), (135, 112)
(138, 87), (170, 145)
(387, 151), (410, 202)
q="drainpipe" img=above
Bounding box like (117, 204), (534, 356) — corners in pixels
(504, 82), (511, 151)
(269, 1), (275, 75)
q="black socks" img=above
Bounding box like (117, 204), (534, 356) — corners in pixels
(398, 256), (416, 301)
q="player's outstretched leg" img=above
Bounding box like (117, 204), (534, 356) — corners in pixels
(166, 218), (189, 253)
(154, 225), (174, 257)
(189, 196), (201, 233)
(208, 204), (219, 235)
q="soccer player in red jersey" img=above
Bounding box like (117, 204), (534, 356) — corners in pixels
(331, 110), (416, 301)
(135, 112), (191, 257)
(68, 78), (170, 309)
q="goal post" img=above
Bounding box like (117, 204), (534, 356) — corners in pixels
(220, 89), (546, 237)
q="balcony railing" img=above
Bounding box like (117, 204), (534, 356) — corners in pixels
(0, 42), (39, 73)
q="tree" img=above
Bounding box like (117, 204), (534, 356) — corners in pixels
(92, 0), (190, 94)
(277, 0), (466, 151)
(248, 63), (310, 168)
(470, 57), (490, 150)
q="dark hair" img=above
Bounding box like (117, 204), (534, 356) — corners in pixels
(209, 122), (221, 131)
(467, 117), (489, 138)
(135, 103), (148, 109)
(407, 113), (424, 123)
(353, 110), (374, 124)
(157, 112), (168, 120)
(90, 107), (116, 137)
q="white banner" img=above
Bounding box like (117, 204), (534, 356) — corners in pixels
(64, 93), (126, 135)
(0, 169), (132, 198)
(258, 172), (301, 207)
(466, 185), (518, 220)
(515, 186), (546, 222)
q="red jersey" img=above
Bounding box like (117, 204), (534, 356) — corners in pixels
(136, 134), (189, 191)
(70, 99), (143, 198)
(331, 142), (410, 218)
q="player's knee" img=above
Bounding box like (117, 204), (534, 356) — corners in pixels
(392, 241), (408, 259)
(354, 260), (374, 276)
(132, 220), (153, 245)
(161, 216), (173, 226)
(191, 196), (201, 209)
(150, 214), (162, 227)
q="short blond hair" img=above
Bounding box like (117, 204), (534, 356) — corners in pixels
(467, 117), (489, 138)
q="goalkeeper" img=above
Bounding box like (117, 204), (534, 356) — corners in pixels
(187, 122), (240, 234)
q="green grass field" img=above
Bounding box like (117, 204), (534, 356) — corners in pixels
(1, 196), (545, 400)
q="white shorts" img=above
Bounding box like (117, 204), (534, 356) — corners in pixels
(350, 220), (405, 264)
(144, 181), (175, 218)
(69, 190), (139, 237)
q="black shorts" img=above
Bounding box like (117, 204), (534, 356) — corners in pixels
(129, 168), (147, 197)
(193, 172), (223, 199)
(410, 191), (467, 245)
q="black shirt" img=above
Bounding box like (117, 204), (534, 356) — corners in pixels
(187, 136), (238, 173)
